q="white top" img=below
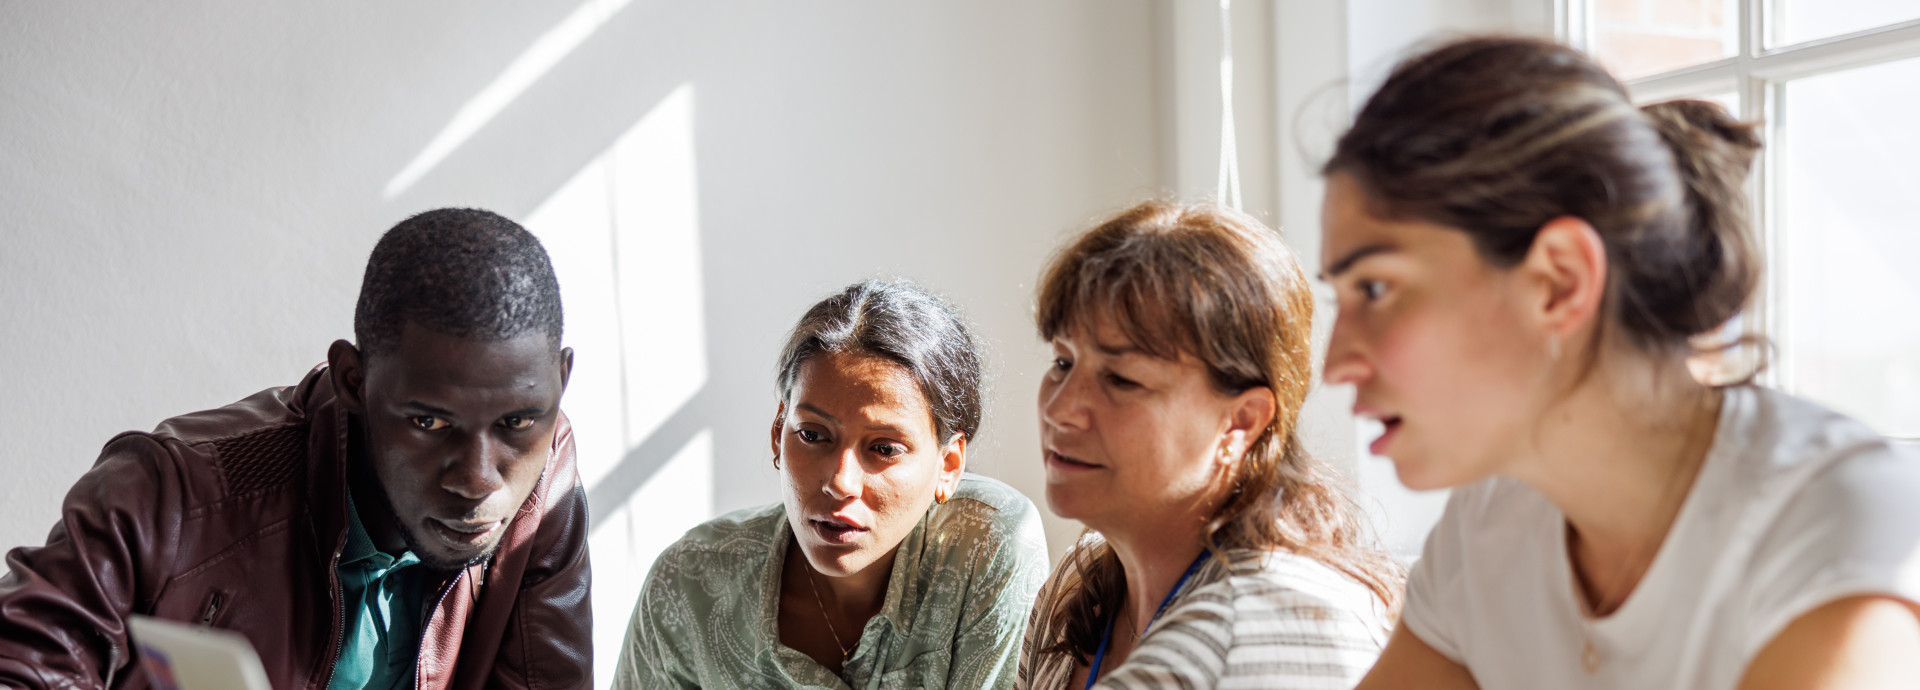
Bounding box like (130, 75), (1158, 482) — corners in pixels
(1404, 385), (1920, 689)
(1016, 532), (1392, 690)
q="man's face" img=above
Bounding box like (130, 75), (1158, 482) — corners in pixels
(343, 324), (571, 571)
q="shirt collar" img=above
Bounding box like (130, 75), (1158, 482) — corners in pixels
(342, 489), (420, 572)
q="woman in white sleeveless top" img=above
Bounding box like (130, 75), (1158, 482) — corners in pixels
(1317, 36), (1920, 689)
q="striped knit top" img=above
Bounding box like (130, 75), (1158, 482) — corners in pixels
(1014, 533), (1392, 690)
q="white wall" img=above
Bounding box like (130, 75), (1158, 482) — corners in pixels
(0, 2), (1160, 684)
(0, 0), (1556, 681)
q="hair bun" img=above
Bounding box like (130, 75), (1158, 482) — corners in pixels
(1632, 99), (1763, 339)
(1326, 37), (1768, 355)
(1640, 99), (1761, 179)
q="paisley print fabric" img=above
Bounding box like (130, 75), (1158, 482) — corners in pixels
(615, 473), (1049, 690)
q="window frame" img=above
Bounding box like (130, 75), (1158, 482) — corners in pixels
(1561, 0), (1920, 441)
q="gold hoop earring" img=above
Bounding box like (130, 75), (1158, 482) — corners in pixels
(934, 488), (949, 505)
(772, 453), (781, 470)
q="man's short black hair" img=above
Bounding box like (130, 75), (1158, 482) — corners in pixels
(353, 208), (563, 355)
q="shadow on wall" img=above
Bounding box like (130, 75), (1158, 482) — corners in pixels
(368, 0), (1123, 684)
(367, 1), (728, 683)
(5, 1), (1165, 685)
(525, 84), (717, 687)
(369, 5), (1166, 683)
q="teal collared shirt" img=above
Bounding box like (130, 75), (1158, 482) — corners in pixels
(329, 492), (428, 690)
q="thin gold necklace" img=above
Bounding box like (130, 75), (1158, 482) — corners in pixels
(1573, 522), (1660, 673)
(804, 564), (854, 662)
(1574, 390), (1719, 673)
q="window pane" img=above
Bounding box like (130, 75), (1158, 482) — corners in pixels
(1703, 90), (1739, 114)
(1779, 55), (1920, 438)
(1591, 0), (1739, 80)
(1773, 0), (1920, 48)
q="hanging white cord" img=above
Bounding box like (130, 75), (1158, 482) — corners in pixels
(1217, 0), (1243, 210)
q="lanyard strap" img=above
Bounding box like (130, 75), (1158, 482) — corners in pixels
(1084, 553), (1209, 689)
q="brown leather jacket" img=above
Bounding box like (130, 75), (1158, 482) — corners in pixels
(0, 367), (592, 689)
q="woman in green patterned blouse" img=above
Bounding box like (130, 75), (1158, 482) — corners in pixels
(614, 279), (1051, 690)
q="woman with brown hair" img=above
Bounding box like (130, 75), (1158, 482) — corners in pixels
(1320, 37), (1920, 689)
(1014, 201), (1403, 689)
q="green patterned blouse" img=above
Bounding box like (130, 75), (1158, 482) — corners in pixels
(613, 473), (1050, 690)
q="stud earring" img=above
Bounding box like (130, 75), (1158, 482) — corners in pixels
(1218, 431), (1245, 464)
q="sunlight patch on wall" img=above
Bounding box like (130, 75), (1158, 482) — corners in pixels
(583, 429), (713, 688)
(524, 83), (711, 690)
(528, 83), (707, 492)
(607, 84), (708, 452)
(385, 0), (638, 198)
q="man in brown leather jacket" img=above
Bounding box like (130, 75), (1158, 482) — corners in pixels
(0, 209), (592, 689)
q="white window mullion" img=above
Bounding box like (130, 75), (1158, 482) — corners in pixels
(1740, 0), (1764, 124)
(1751, 75), (1783, 387)
(1738, 0), (1773, 387)
(1750, 20), (1920, 81)
(1627, 60), (1741, 101)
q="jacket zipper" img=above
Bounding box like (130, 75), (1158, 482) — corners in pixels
(414, 568), (466, 690)
(200, 590), (226, 625)
(319, 544), (345, 689)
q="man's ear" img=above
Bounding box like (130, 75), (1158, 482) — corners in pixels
(327, 339), (369, 414)
(558, 346), (575, 392)
(1521, 216), (1609, 344)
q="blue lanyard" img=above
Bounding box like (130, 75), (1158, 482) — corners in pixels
(1084, 552), (1208, 689)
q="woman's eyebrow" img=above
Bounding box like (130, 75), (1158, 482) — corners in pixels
(795, 402), (841, 425)
(1320, 243), (1397, 281)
